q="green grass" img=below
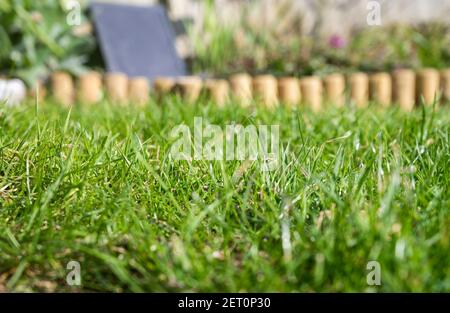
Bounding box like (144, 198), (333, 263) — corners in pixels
(0, 97), (449, 292)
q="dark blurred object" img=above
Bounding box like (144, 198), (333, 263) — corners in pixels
(91, 2), (187, 82)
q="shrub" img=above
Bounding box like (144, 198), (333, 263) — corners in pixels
(0, 0), (95, 86)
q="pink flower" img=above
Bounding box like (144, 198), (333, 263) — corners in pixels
(328, 35), (346, 49)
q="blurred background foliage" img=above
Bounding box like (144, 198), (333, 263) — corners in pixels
(0, 0), (450, 86)
(0, 0), (96, 87)
(191, 0), (450, 76)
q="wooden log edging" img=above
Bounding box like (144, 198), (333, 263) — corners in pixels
(105, 72), (128, 105)
(253, 75), (278, 108)
(229, 73), (253, 107)
(442, 69), (450, 103)
(300, 76), (322, 112)
(205, 79), (229, 107)
(129, 77), (150, 106)
(79, 71), (103, 104)
(278, 77), (301, 107)
(38, 68), (449, 111)
(417, 68), (440, 106)
(392, 69), (416, 111)
(51, 71), (75, 107)
(174, 76), (203, 102)
(370, 72), (392, 108)
(349, 72), (369, 108)
(324, 73), (345, 107)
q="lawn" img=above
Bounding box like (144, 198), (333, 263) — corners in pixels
(0, 97), (449, 292)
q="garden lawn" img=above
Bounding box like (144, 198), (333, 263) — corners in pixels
(0, 97), (449, 292)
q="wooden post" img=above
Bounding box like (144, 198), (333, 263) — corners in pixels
(129, 77), (149, 106)
(278, 77), (301, 107)
(78, 71), (102, 104)
(253, 75), (278, 108)
(105, 72), (128, 104)
(370, 72), (392, 107)
(153, 77), (176, 99)
(324, 73), (345, 107)
(229, 73), (253, 107)
(348, 72), (369, 108)
(300, 76), (322, 112)
(441, 68), (450, 103)
(417, 68), (440, 106)
(51, 71), (74, 106)
(205, 79), (229, 107)
(176, 76), (203, 102)
(392, 69), (415, 111)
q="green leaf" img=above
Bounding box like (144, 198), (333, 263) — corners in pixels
(0, 25), (12, 59)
